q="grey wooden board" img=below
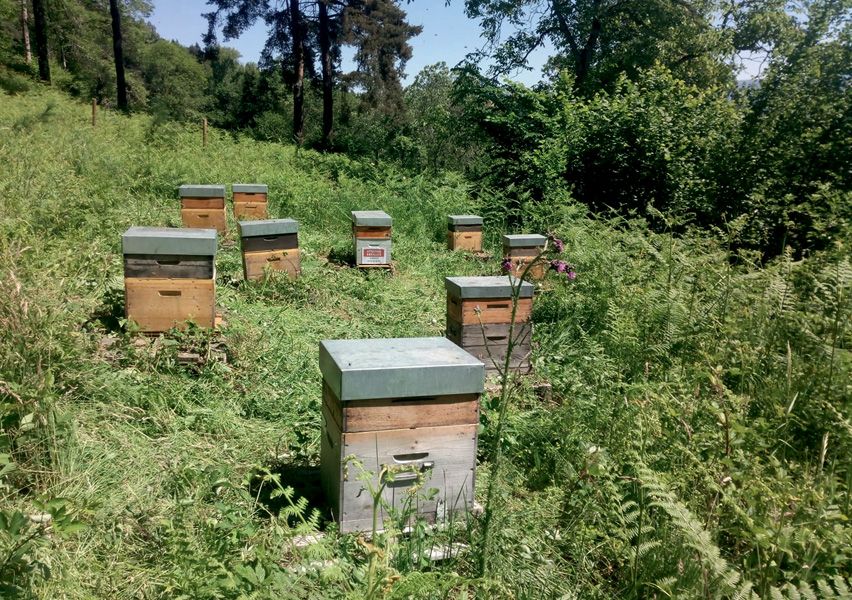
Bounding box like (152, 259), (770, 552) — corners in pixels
(351, 210), (392, 226)
(178, 185), (226, 198)
(447, 215), (483, 227)
(355, 238), (392, 265)
(231, 184), (268, 194)
(448, 224), (482, 233)
(123, 255), (214, 279)
(321, 412), (477, 534)
(238, 219), (298, 238)
(502, 233), (547, 248)
(319, 337), (485, 401)
(121, 227), (218, 256)
(446, 318), (532, 347)
(445, 276), (534, 300)
(450, 340), (531, 367)
(241, 233), (299, 253)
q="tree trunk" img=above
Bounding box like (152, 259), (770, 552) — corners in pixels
(289, 0), (305, 146)
(21, 0), (31, 65)
(32, 0), (49, 82)
(318, 0), (334, 149)
(109, 0), (128, 111)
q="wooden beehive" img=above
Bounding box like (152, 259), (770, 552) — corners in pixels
(122, 227), (218, 332)
(320, 337), (484, 533)
(238, 218), (301, 281)
(232, 184), (268, 220)
(447, 215), (483, 252)
(179, 185), (227, 232)
(503, 234), (547, 280)
(352, 210), (392, 267)
(445, 276), (535, 374)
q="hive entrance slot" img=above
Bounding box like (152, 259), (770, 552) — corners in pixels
(158, 290), (181, 297)
(156, 260), (180, 266)
(486, 303), (508, 309)
(392, 452), (429, 463)
(263, 237), (277, 241)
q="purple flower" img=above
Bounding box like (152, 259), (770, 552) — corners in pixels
(552, 237), (564, 253)
(550, 260), (568, 273)
(567, 270), (577, 279)
(501, 258), (514, 272)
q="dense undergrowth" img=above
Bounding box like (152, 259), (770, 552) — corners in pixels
(0, 90), (850, 599)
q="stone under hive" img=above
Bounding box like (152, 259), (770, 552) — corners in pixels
(352, 210), (392, 267)
(179, 185), (227, 232)
(503, 234), (547, 279)
(122, 227), (218, 332)
(447, 215), (483, 252)
(232, 184), (268, 220)
(319, 337), (484, 533)
(238, 218), (301, 281)
(445, 276), (534, 374)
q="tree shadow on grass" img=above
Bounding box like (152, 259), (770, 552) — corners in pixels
(251, 462), (334, 530)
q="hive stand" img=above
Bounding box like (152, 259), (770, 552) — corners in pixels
(232, 184), (268, 220)
(352, 210), (392, 268)
(447, 215), (483, 252)
(122, 227), (218, 332)
(445, 276), (535, 375)
(238, 219), (301, 281)
(319, 337), (485, 534)
(179, 185), (227, 232)
(503, 234), (547, 280)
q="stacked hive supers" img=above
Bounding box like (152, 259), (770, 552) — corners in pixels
(503, 234), (547, 280)
(122, 227), (218, 332)
(352, 210), (392, 267)
(238, 218), (301, 280)
(232, 184), (268, 220)
(447, 215), (483, 252)
(179, 185), (227, 232)
(445, 276), (535, 374)
(319, 337), (484, 533)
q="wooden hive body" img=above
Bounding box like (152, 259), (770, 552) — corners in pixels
(502, 234), (547, 280)
(232, 184), (268, 220)
(319, 338), (484, 533)
(447, 215), (483, 252)
(238, 219), (301, 281)
(445, 276), (535, 374)
(121, 227), (218, 332)
(352, 211), (392, 266)
(179, 185), (227, 232)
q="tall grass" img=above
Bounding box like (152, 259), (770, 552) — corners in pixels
(0, 89), (849, 598)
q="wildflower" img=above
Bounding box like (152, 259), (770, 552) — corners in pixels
(550, 260), (568, 273)
(501, 258), (514, 272)
(567, 270), (577, 279)
(551, 237), (564, 253)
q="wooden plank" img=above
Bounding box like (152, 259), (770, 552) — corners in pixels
(123, 254), (214, 279)
(181, 197), (225, 209)
(455, 341), (531, 371)
(242, 248), (301, 281)
(241, 233), (298, 253)
(233, 192), (268, 204)
(124, 278), (215, 331)
(448, 224), (482, 233)
(446, 296), (532, 325)
(337, 424), (477, 533)
(323, 382), (479, 433)
(447, 230), (482, 252)
(233, 202), (268, 220)
(181, 208), (227, 232)
(320, 412), (343, 524)
(503, 246), (543, 258)
(505, 257), (545, 280)
(354, 226), (392, 239)
(446, 318), (532, 347)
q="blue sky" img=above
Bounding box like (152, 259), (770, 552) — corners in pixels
(148, 1), (550, 87)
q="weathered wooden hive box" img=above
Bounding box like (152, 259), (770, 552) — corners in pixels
(122, 227), (218, 332)
(232, 184), (268, 220)
(503, 234), (547, 279)
(447, 215), (483, 252)
(445, 276), (534, 374)
(352, 210), (392, 267)
(179, 185), (227, 232)
(238, 218), (300, 280)
(319, 337), (484, 533)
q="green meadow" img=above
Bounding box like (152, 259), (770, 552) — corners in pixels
(1, 90), (851, 599)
